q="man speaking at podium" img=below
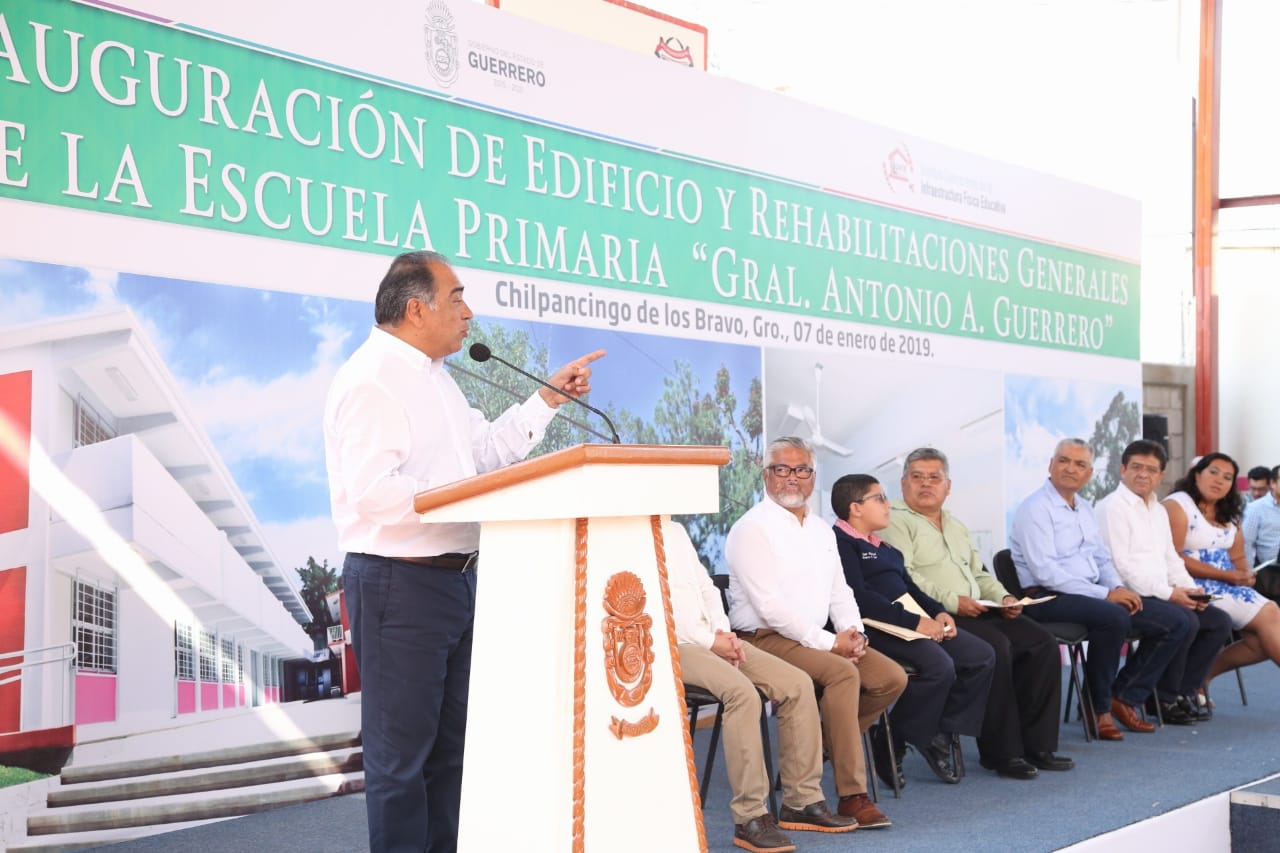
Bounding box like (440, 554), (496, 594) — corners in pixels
(323, 251), (604, 853)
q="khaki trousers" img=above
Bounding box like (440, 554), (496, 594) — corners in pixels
(745, 631), (907, 798)
(679, 643), (824, 823)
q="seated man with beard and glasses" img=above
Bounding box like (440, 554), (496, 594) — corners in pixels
(726, 437), (907, 829)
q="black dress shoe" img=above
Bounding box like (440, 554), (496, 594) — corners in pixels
(919, 733), (960, 784)
(1181, 695), (1212, 721)
(1026, 751), (1075, 771)
(982, 757), (1038, 780)
(1162, 700), (1198, 725)
(1146, 694), (1197, 725)
(869, 723), (905, 790)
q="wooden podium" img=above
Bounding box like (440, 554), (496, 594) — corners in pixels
(413, 444), (729, 853)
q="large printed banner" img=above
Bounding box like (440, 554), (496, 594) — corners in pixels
(0, 0), (1141, 737)
(0, 0), (1138, 357)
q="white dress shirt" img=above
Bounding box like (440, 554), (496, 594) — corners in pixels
(665, 519), (730, 648)
(1095, 481), (1195, 599)
(725, 498), (864, 651)
(323, 327), (557, 557)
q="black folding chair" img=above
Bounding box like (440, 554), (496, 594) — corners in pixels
(992, 549), (1094, 741)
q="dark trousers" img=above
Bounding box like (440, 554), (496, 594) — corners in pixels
(866, 625), (995, 750)
(955, 614), (1061, 762)
(344, 553), (477, 853)
(1156, 603), (1232, 699)
(1112, 596), (1193, 707)
(1023, 593), (1129, 713)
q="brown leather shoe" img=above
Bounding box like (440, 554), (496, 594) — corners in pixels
(733, 813), (796, 853)
(1083, 706), (1124, 741)
(837, 793), (891, 829)
(1111, 698), (1156, 733)
(777, 801), (856, 833)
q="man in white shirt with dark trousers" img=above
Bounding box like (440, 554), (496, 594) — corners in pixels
(324, 251), (603, 853)
(1096, 439), (1231, 724)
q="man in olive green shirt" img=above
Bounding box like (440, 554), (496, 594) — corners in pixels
(881, 447), (1072, 779)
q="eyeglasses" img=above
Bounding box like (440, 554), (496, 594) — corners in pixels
(854, 493), (890, 505)
(765, 464), (814, 480)
(907, 472), (947, 485)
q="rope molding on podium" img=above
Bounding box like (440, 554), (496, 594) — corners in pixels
(570, 515), (709, 853)
(572, 516), (588, 853)
(650, 514), (711, 853)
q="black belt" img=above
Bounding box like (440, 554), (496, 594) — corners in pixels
(394, 552), (478, 572)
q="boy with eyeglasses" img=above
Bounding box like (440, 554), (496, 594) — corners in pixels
(831, 473), (996, 787)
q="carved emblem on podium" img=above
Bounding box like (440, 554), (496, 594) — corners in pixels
(609, 707), (659, 740)
(602, 571), (655, 707)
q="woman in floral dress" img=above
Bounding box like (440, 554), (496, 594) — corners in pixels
(1165, 452), (1280, 696)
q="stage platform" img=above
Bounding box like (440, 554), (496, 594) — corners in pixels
(84, 663), (1280, 853)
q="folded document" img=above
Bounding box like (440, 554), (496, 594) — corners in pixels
(978, 595), (1056, 607)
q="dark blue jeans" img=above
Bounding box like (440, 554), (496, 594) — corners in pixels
(344, 553), (477, 853)
(1155, 602), (1232, 699)
(1023, 592), (1130, 713)
(1112, 596), (1193, 707)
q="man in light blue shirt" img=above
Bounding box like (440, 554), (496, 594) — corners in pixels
(1010, 438), (1190, 742)
(1243, 465), (1280, 567)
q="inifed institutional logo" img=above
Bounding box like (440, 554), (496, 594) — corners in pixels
(654, 36), (694, 67)
(882, 143), (916, 194)
(424, 1), (459, 88)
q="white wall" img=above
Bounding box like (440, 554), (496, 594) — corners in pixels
(1217, 247), (1280, 469)
(107, 584), (180, 734)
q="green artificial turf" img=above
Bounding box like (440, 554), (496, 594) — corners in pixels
(0, 766), (48, 788)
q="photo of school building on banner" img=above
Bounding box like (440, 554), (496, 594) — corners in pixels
(0, 0), (1140, 769)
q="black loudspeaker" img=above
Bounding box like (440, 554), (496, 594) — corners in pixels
(1142, 414), (1170, 456)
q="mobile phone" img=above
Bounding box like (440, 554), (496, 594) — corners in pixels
(1188, 593), (1212, 603)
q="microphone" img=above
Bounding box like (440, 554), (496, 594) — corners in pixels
(469, 342), (620, 444)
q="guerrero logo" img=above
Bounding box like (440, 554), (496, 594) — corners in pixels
(424, 0), (459, 87)
(601, 571), (654, 707)
(882, 142), (916, 194)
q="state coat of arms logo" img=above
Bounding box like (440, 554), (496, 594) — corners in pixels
(601, 571), (655, 707)
(424, 1), (459, 88)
